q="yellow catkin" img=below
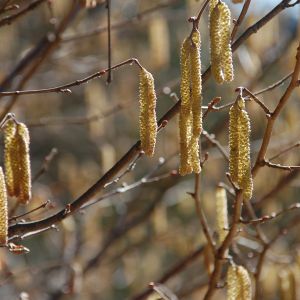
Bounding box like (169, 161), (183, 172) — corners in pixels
(210, 1), (234, 83)
(219, 1), (234, 82)
(16, 123), (31, 204)
(179, 30), (202, 175)
(210, 4), (223, 84)
(227, 264), (252, 300)
(237, 266), (252, 300)
(0, 167), (8, 246)
(229, 96), (253, 200)
(139, 67), (158, 157)
(279, 269), (296, 300)
(179, 38), (193, 175)
(3, 119), (17, 197)
(227, 265), (241, 300)
(216, 187), (228, 244)
(190, 29), (202, 174)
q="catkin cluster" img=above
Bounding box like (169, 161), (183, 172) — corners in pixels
(210, 1), (234, 84)
(216, 187), (228, 245)
(179, 30), (202, 175)
(0, 167), (8, 246)
(139, 67), (158, 157)
(227, 264), (252, 300)
(229, 96), (253, 200)
(4, 120), (32, 204)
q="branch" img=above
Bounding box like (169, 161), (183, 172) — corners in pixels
(263, 159), (300, 171)
(204, 190), (244, 300)
(231, 0), (251, 41)
(0, 58), (143, 97)
(0, 0), (47, 27)
(8, 0), (297, 238)
(252, 42), (300, 177)
(131, 246), (204, 300)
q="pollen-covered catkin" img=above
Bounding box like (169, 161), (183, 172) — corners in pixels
(227, 264), (252, 300)
(4, 121), (32, 204)
(179, 30), (202, 175)
(210, 1), (234, 83)
(0, 167), (8, 246)
(210, 4), (223, 84)
(4, 119), (17, 197)
(16, 123), (31, 204)
(229, 96), (253, 200)
(179, 38), (193, 175)
(237, 266), (252, 300)
(227, 265), (240, 300)
(139, 67), (158, 157)
(216, 187), (228, 244)
(190, 30), (202, 174)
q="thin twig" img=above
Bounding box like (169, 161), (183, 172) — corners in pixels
(191, 174), (216, 254)
(231, 0), (251, 41)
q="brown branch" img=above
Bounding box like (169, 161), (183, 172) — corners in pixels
(203, 190), (244, 300)
(263, 159), (300, 171)
(202, 130), (229, 161)
(231, 0), (251, 41)
(252, 42), (300, 177)
(0, 58), (143, 97)
(32, 148), (58, 182)
(269, 141), (300, 161)
(61, 1), (175, 43)
(0, 0), (47, 27)
(8, 0), (297, 239)
(190, 174), (216, 254)
(241, 203), (300, 225)
(254, 72), (293, 96)
(131, 246), (204, 300)
(254, 215), (300, 299)
(9, 200), (52, 223)
(241, 87), (271, 115)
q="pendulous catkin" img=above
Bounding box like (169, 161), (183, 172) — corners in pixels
(227, 264), (252, 300)
(139, 67), (158, 157)
(216, 187), (228, 245)
(179, 29), (202, 175)
(210, 1), (234, 84)
(229, 96), (253, 200)
(4, 121), (32, 204)
(0, 167), (8, 246)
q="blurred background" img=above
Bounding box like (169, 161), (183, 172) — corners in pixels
(0, 0), (300, 299)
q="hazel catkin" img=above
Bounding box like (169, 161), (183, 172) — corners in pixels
(229, 96), (253, 200)
(216, 187), (228, 245)
(179, 30), (202, 175)
(4, 119), (17, 197)
(179, 37), (193, 175)
(0, 167), (8, 246)
(227, 264), (252, 300)
(139, 67), (158, 157)
(210, 1), (234, 84)
(4, 121), (32, 204)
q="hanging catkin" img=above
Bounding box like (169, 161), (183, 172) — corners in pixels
(4, 119), (17, 197)
(210, 1), (234, 84)
(139, 67), (158, 157)
(4, 121), (31, 204)
(227, 264), (252, 300)
(179, 37), (193, 175)
(0, 167), (8, 246)
(216, 187), (228, 244)
(229, 96), (253, 200)
(179, 29), (202, 175)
